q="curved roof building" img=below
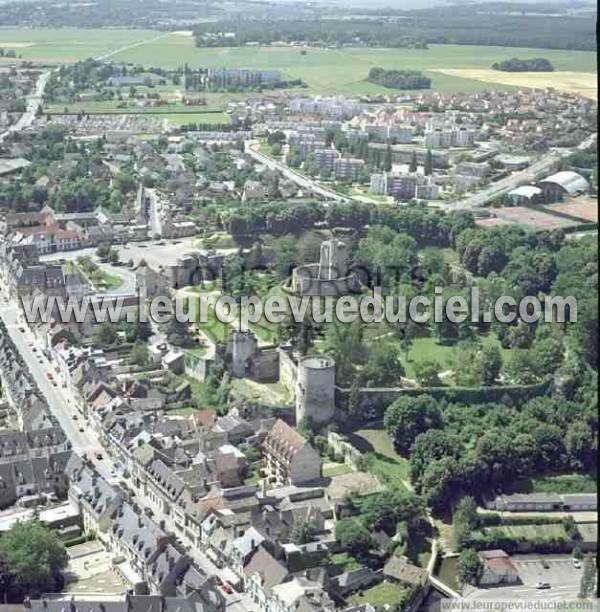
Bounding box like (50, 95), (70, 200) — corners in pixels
(539, 171), (589, 196)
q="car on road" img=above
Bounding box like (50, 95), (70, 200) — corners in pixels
(541, 560), (550, 569)
(79, 428), (84, 432)
(95, 452), (103, 460)
(536, 582), (551, 589)
(572, 558), (582, 569)
(46, 372), (53, 379)
(32, 347), (37, 352)
(72, 414), (78, 420)
(18, 327), (25, 333)
(221, 583), (232, 594)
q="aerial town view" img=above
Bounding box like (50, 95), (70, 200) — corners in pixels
(0, 0), (596, 611)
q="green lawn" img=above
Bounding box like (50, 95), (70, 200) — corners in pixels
(74, 259), (123, 291)
(195, 302), (231, 344)
(483, 523), (567, 540)
(328, 552), (362, 576)
(351, 428), (410, 492)
(323, 463), (354, 477)
(348, 581), (411, 609)
(372, 331), (515, 383)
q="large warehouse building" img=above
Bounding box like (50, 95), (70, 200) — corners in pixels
(538, 170), (590, 202)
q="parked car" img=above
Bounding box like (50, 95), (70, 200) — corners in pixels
(536, 582), (551, 590)
(221, 583), (232, 594)
(572, 559), (582, 569)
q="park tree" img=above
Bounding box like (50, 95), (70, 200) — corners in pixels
(108, 247), (120, 264)
(291, 519), (317, 545)
(335, 519), (372, 556)
(94, 322), (119, 346)
(0, 518), (68, 599)
(96, 243), (111, 260)
(323, 320), (363, 384)
(348, 378), (361, 417)
(124, 318), (152, 343)
(473, 345), (502, 386)
(452, 496), (480, 549)
(409, 149), (417, 173)
(360, 342), (404, 387)
(424, 149), (433, 175)
(130, 340), (150, 366)
(384, 394), (442, 454)
(457, 549), (483, 586)
(384, 144), (393, 172)
(414, 360), (442, 387)
(0, 554), (15, 603)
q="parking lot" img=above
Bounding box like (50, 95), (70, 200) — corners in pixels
(42, 237), (205, 272)
(464, 555), (583, 602)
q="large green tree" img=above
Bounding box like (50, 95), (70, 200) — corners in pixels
(0, 519), (68, 599)
(457, 549), (483, 586)
(384, 394), (442, 454)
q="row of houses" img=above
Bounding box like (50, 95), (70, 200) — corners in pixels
(0, 207), (150, 254)
(0, 321), (74, 509)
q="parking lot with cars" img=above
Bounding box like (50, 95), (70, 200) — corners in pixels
(464, 555), (584, 602)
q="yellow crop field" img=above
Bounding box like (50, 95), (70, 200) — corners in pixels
(432, 69), (597, 100)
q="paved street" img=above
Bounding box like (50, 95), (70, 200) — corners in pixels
(0, 285), (256, 612)
(246, 140), (350, 202)
(0, 297), (111, 481)
(0, 70), (50, 142)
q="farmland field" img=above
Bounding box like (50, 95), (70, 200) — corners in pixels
(109, 35), (596, 96)
(0, 28), (160, 62)
(1, 29), (595, 97)
(433, 69), (597, 100)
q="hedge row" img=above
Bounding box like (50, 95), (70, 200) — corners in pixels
(478, 513), (564, 526)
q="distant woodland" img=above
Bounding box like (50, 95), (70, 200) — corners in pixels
(193, 9), (596, 51)
(367, 68), (432, 90)
(492, 58), (555, 72)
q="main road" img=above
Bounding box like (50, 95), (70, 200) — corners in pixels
(0, 70), (50, 143)
(0, 296), (111, 480)
(0, 286), (254, 612)
(246, 140), (350, 203)
(449, 133), (597, 210)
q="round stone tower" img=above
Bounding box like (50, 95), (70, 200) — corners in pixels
(296, 355), (336, 425)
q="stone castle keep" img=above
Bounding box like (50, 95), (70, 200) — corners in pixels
(291, 238), (360, 296)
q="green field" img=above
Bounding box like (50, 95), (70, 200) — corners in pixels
(108, 34), (596, 95)
(485, 523), (568, 540)
(323, 462), (354, 477)
(1, 29), (596, 116)
(350, 428), (411, 492)
(0, 28), (160, 62)
(1, 29), (595, 98)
